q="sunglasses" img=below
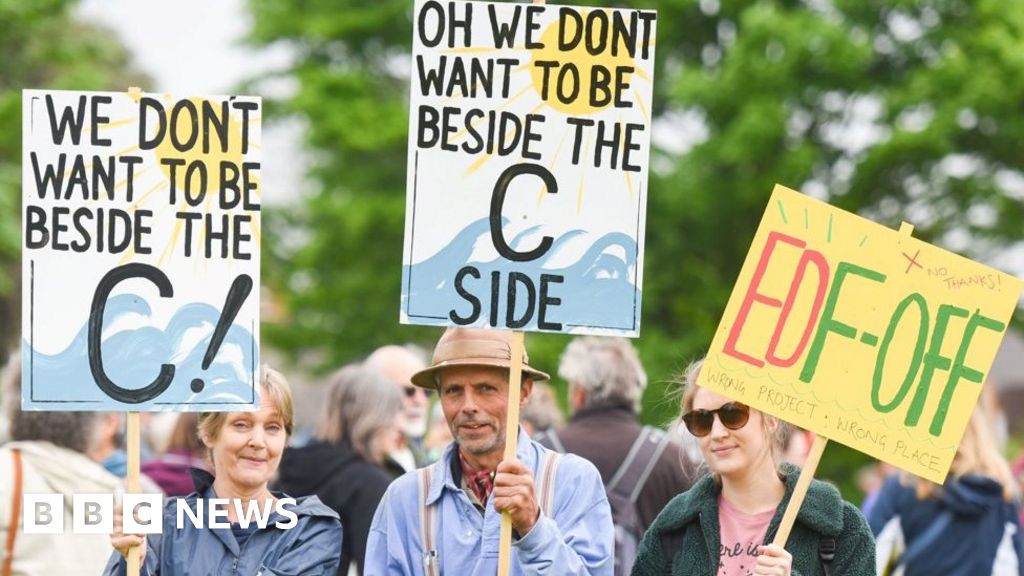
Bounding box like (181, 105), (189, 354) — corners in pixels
(682, 402), (750, 437)
(404, 386), (433, 399)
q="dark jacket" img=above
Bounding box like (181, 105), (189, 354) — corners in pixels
(103, 469), (342, 576)
(631, 463), (876, 576)
(539, 405), (695, 530)
(867, 473), (1024, 576)
(275, 439), (393, 576)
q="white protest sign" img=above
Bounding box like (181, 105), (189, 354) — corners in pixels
(22, 89), (261, 411)
(400, 0), (657, 336)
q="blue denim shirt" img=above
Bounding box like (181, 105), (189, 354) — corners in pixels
(366, 429), (613, 575)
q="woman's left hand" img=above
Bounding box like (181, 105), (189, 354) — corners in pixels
(754, 544), (792, 576)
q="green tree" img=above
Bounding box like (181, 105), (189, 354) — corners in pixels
(247, 0), (1023, 495)
(0, 0), (147, 356)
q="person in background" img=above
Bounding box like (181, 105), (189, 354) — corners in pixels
(141, 413), (209, 497)
(857, 461), (895, 519)
(520, 381), (564, 436)
(365, 344), (431, 470)
(422, 400), (453, 463)
(0, 352), (123, 576)
(632, 358), (875, 576)
(536, 336), (694, 576)
(105, 365), (342, 575)
(868, 403), (1023, 576)
(780, 425), (813, 467)
(366, 327), (614, 575)
(90, 412), (164, 495)
(275, 362), (406, 576)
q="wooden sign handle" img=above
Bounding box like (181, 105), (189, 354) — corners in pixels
(771, 433), (828, 546)
(497, 331), (526, 576)
(126, 411), (142, 576)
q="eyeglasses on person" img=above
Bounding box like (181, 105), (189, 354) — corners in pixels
(682, 402), (750, 437)
(404, 385), (433, 399)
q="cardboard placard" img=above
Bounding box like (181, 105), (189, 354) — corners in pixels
(401, 0), (657, 336)
(22, 89), (261, 411)
(699, 184), (1022, 483)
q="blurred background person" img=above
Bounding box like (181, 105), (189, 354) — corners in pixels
(365, 344), (430, 470)
(421, 400), (452, 464)
(868, 403), (1023, 576)
(0, 352), (122, 576)
(857, 461), (896, 519)
(520, 381), (564, 436)
(106, 365), (341, 575)
(141, 413), (209, 497)
(275, 362), (404, 576)
(536, 336), (695, 576)
(90, 412), (163, 494)
(780, 424), (813, 467)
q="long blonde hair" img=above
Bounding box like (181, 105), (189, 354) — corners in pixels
(678, 358), (788, 483)
(913, 402), (1017, 501)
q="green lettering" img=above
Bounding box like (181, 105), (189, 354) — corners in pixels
(799, 262), (886, 383)
(905, 304), (966, 427)
(872, 293), (929, 413)
(928, 310), (1005, 436)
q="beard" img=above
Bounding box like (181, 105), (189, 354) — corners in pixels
(403, 413), (428, 438)
(452, 417), (505, 456)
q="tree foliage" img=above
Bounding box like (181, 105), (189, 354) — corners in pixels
(246, 0), (1024, 455)
(0, 0), (147, 354)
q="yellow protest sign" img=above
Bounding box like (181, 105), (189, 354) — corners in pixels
(698, 184), (1023, 483)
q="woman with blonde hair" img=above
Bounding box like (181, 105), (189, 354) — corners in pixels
(632, 358), (875, 576)
(868, 402), (1023, 576)
(105, 365), (342, 575)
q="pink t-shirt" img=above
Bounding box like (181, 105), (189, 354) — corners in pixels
(716, 495), (774, 576)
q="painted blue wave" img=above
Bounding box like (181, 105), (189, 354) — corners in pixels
(23, 293), (258, 411)
(402, 217), (641, 334)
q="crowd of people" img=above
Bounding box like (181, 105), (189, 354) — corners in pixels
(0, 329), (1022, 575)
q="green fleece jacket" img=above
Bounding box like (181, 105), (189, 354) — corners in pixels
(631, 463), (876, 576)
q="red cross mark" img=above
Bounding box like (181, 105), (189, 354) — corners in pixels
(902, 249), (923, 273)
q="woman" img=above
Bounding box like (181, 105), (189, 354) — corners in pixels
(105, 365), (342, 575)
(632, 359), (875, 576)
(275, 362), (405, 576)
(868, 404), (1023, 576)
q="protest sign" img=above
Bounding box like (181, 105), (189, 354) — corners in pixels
(400, 0), (657, 336)
(22, 89), (261, 411)
(699, 184), (1023, 483)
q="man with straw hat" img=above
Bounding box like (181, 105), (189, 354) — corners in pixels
(366, 327), (614, 575)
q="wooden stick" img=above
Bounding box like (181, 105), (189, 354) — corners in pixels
(772, 433), (828, 546)
(497, 331), (526, 576)
(126, 412), (142, 576)
(124, 86), (144, 576)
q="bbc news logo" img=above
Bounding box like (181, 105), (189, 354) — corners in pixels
(23, 494), (299, 534)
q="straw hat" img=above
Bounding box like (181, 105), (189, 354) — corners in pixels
(410, 327), (550, 389)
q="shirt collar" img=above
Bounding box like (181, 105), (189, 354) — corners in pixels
(427, 425), (538, 506)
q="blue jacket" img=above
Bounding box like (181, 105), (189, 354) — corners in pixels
(366, 429), (614, 575)
(868, 473), (1024, 576)
(103, 471), (342, 576)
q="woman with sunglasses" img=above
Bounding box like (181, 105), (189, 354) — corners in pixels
(632, 359), (876, 576)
